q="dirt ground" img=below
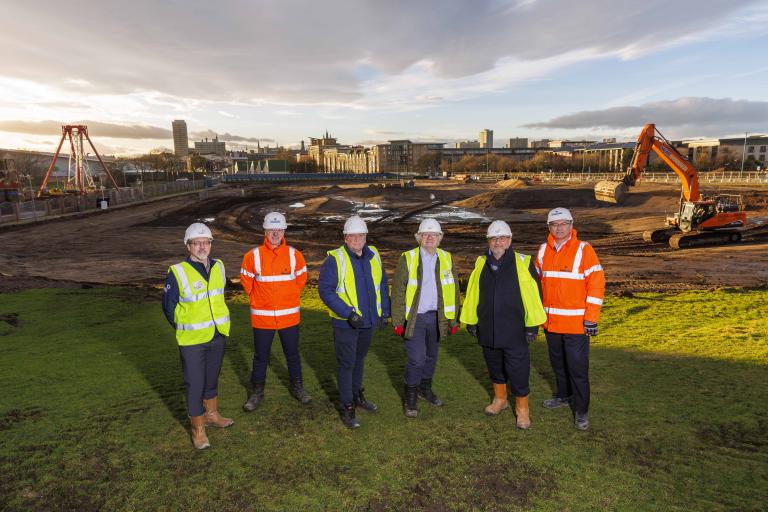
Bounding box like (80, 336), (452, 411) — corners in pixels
(1, 179), (767, 294)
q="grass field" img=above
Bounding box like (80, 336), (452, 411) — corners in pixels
(1, 286), (766, 511)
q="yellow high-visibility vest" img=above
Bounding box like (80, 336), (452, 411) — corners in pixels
(169, 260), (231, 346)
(327, 245), (383, 320)
(459, 252), (546, 327)
(402, 247), (456, 320)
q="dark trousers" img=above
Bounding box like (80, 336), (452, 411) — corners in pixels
(404, 311), (440, 386)
(179, 333), (226, 416)
(481, 342), (530, 397)
(545, 332), (590, 414)
(250, 325), (302, 384)
(333, 327), (374, 405)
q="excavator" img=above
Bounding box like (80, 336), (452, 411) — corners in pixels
(594, 123), (748, 249)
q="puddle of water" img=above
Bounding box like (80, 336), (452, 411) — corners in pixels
(411, 205), (489, 223)
(198, 217), (216, 223)
(319, 215), (345, 223)
(289, 202), (306, 208)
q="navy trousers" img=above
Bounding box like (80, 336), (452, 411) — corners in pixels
(404, 311), (440, 386)
(250, 325), (302, 384)
(545, 332), (590, 414)
(333, 327), (374, 405)
(178, 333), (226, 416)
(481, 341), (530, 397)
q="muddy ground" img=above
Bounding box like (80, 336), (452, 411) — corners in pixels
(1, 179), (767, 294)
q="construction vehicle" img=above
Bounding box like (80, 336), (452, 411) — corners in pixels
(594, 123), (747, 249)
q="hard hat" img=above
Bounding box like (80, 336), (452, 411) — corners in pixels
(184, 223), (213, 244)
(486, 220), (512, 238)
(263, 211), (287, 230)
(343, 215), (368, 234)
(417, 218), (442, 235)
(547, 207), (573, 224)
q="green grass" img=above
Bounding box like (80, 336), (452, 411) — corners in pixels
(0, 286), (766, 511)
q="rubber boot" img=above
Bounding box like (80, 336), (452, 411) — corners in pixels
(354, 388), (378, 413)
(484, 383), (509, 416)
(403, 384), (419, 418)
(243, 382), (265, 412)
(418, 378), (444, 406)
(289, 378), (312, 405)
(339, 402), (360, 429)
(203, 396), (234, 428)
(515, 395), (531, 429)
(189, 415), (210, 450)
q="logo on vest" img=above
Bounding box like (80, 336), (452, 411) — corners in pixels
(193, 280), (205, 291)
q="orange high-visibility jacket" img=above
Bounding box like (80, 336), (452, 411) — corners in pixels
(534, 230), (605, 334)
(240, 238), (307, 329)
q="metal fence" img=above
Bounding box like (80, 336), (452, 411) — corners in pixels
(470, 171), (768, 185)
(0, 179), (208, 225)
(223, 172), (396, 183)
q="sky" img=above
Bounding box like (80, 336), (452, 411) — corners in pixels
(1, 0), (767, 156)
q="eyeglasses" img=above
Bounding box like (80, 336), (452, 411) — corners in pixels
(189, 240), (212, 247)
(421, 233), (439, 238)
(548, 222), (572, 229)
(488, 236), (511, 242)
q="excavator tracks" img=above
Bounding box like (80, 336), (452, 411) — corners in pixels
(668, 230), (742, 249)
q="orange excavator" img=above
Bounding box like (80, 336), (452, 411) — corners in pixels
(594, 123), (747, 249)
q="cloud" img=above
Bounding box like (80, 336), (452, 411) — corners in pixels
(0, 120), (171, 139)
(0, 0), (760, 109)
(189, 130), (268, 143)
(522, 97), (768, 134)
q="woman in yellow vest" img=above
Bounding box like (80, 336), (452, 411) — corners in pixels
(162, 223), (233, 449)
(391, 218), (460, 418)
(459, 220), (546, 429)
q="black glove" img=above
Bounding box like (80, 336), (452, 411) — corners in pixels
(466, 324), (478, 338)
(377, 316), (389, 329)
(584, 321), (598, 337)
(347, 312), (364, 329)
(525, 328), (538, 344)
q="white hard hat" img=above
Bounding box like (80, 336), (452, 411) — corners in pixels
(417, 218), (442, 235)
(184, 223), (213, 244)
(343, 215), (368, 234)
(263, 211), (287, 230)
(486, 220), (513, 238)
(547, 207), (573, 224)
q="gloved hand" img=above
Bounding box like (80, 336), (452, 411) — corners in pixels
(393, 325), (405, 337)
(466, 324), (478, 338)
(525, 328), (538, 344)
(584, 321), (598, 337)
(449, 325), (459, 335)
(377, 316), (388, 329)
(347, 312), (364, 329)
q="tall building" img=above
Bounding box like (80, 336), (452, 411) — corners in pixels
(479, 129), (493, 149)
(172, 120), (189, 157)
(194, 136), (226, 156)
(508, 137), (528, 149)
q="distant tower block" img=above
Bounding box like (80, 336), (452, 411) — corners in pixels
(173, 120), (189, 157)
(37, 125), (120, 197)
(480, 129), (494, 148)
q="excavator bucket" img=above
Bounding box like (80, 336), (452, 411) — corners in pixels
(594, 180), (628, 204)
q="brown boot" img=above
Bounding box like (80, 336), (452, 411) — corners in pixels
(515, 395), (531, 429)
(484, 383), (509, 416)
(203, 397), (234, 428)
(189, 415), (210, 450)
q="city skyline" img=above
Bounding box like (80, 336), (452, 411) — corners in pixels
(1, 0), (767, 155)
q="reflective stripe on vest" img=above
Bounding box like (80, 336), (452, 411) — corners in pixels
(170, 260), (231, 346)
(402, 247), (456, 320)
(459, 252), (546, 328)
(250, 306), (301, 317)
(327, 245), (383, 320)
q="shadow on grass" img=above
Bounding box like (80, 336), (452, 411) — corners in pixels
(371, 327), (407, 399)
(300, 309), (340, 405)
(443, 333), (493, 400)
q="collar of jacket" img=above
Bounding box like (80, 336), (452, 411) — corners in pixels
(344, 243), (374, 260)
(547, 229), (579, 251)
(486, 249), (514, 270)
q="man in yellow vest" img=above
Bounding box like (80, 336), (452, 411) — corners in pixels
(318, 215), (391, 429)
(162, 223), (233, 449)
(391, 218), (460, 418)
(459, 220), (546, 429)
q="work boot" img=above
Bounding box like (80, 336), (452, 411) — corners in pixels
(418, 378), (444, 407)
(338, 402), (360, 429)
(188, 415), (210, 450)
(354, 388), (378, 413)
(203, 396), (234, 428)
(484, 383), (509, 416)
(243, 382), (265, 412)
(403, 384), (419, 418)
(515, 395), (531, 429)
(289, 378), (312, 405)
(575, 412), (590, 431)
(543, 396), (570, 409)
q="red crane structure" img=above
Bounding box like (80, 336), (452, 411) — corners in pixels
(37, 125), (121, 197)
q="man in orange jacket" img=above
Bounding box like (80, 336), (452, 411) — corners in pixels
(535, 207), (605, 431)
(240, 212), (310, 411)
